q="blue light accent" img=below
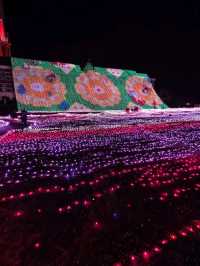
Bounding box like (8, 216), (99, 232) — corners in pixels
(60, 101), (69, 110)
(17, 84), (26, 95)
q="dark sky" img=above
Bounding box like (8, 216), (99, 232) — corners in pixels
(3, 0), (200, 105)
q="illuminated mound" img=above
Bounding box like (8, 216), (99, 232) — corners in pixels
(11, 57), (167, 111)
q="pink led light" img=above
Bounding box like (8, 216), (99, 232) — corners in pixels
(94, 221), (102, 230)
(169, 234), (177, 241)
(14, 210), (24, 217)
(179, 231), (187, 237)
(161, 239), (168, 245)
(34, 242), (41, 249)
(109, 187), (115, 193)
(58, 208), (63, 213)
(161, 192), (168, 197)
(160, 196), (166, 201)
(113, 262), (123, 266)
(186, 226), (194, 233)
(130, 255), (136, 262)
(66, 205), (72, 211)
(73, 200), (80, 206)
(83, 200), (91, 207)
(94, 192), (102, 198)
(153, 246), (161, 253)
(142, 251), (150, 260)
(68, 185), (75, 192)
(195, 224), (200, 229)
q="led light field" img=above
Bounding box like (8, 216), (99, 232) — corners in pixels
(0, 111), (200, 266)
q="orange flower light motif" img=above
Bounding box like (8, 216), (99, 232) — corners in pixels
(13, 67), (66, 107)
(75, 71), (121, 107)
(126, 76), (162, 107)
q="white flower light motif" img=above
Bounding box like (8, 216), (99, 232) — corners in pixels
(106, 68), (123, 78)
(53, 62), (75, 74)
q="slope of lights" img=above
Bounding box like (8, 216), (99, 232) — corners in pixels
(0, 110), (200, 266)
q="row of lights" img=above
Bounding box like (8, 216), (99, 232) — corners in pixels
(113, 219), (200, 266)
(11, 176), (200, 219)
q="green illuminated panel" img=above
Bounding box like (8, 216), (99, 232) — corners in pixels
(11, 57), (167, 111)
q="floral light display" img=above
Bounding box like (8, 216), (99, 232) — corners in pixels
(11, 57), (167, 111)
(75, 70), (121, 107)
(13, 67), (67, 107)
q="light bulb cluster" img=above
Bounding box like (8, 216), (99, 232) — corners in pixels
(0, 119), (9, 129)
(28, 109), (200, 130)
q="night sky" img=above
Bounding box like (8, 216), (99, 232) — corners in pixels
(3, 0), (200, 106)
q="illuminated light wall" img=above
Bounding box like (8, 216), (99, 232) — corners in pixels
(11, 57), (167, 112)
(0, 18), (6, 41)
